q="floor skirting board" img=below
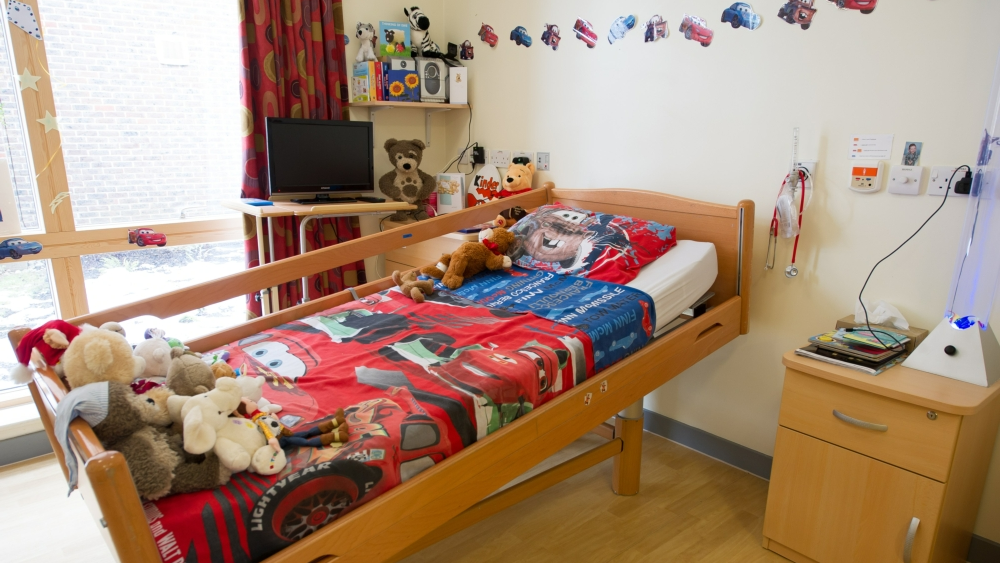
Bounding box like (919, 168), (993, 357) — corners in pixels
(0, 431), (52, 467)
(641, 408), (999, 563)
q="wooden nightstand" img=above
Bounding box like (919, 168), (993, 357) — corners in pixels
(763, 351), (1000, 563)
(381, 220), (478, 272)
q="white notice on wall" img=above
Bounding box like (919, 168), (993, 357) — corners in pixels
(849, 134), (894, 160)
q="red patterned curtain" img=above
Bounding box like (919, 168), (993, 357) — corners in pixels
(239, 0), (365, 318)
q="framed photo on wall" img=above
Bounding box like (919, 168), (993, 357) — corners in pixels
(0, 155), (21, 237)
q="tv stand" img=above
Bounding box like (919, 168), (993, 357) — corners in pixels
(290, 195), (357, 204)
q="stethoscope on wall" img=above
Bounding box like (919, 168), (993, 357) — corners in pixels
(765, 128), (813, 278)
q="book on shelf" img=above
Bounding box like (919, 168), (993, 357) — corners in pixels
(352, 62), (371, 102)
(841, 328), (910, 350)
(808, 331), (900, 362)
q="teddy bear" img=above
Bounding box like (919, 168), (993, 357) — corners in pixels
(420, 227), (516, 289)
(134, 337), (173, 378)
(493, 206), (529, 229)
(168, 378), (287, 476)
(498, 162), (535, 198)
(62, 326), (146, 389)
(166, 348), (216, 396)
(355, 22), (378, 63)
(392, 269), (434, 303)
(379, 139), (435, 221)
(210, 361), (236, 379)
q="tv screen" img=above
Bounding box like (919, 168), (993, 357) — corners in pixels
(265, 118), (374, 196)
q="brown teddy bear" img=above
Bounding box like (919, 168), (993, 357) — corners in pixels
(498, 162), (535, 198)
(62, 326), (146, 389)
(421, 227), (516, 289)
(392, 269), (434, 302)
(379, 138), (435, 221)
(166, 348), (215, 396)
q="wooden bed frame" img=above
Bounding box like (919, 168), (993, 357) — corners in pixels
(13, 184), (754, 563)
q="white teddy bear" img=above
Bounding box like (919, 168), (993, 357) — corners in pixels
(236, 375), (282, 414)
(167, 378), (286, 476)
(355, 22), (377, 63)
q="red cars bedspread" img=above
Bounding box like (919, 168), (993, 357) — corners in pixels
(144, 287), (597, 563)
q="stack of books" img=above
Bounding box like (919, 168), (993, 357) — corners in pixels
(796, 328), (910, 375)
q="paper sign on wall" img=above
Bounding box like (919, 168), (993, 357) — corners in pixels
(0, 155), (21, 237)
(850, 134), (894, 160)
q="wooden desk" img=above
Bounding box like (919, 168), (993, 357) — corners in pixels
(222, 200), (417, 314)
(763, 351), (1000, 563)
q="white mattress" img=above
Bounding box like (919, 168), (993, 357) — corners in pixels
(627, 240), (718, 334)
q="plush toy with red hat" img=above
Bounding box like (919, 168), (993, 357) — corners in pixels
(10, 320), (83, 384)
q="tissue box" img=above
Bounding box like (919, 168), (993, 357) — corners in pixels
(835, 316), (929, 354)
(449, 67), (468, 104)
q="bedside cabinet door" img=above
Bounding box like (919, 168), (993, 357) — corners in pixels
(764, 427), (944, 563)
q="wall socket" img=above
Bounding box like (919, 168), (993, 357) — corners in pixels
(511, 150), (533, 165)
(536, 152), (551, 171)
(489, 149), (511, 167)
(928, 166), (968, 196)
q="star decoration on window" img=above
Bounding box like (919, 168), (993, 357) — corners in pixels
(37, 111), (59, 133)
(18, 67), (40, 91)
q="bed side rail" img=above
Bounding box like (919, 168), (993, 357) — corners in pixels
(70, 188), (550, 328)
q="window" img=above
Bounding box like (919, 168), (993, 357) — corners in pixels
(0, 260), (57, 391)
(82, 241), (246, 343)
(37, 0), (243, 227)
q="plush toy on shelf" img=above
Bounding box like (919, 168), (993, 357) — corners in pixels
(355, 22), (378, 63)
(62, 326), (146, 389)
(379, 139), (436, 221)
(421, 227), (516, 289)
(498, 162), (536, 198)
(9, 319), (83, 384)
(392, 269), (434, 303)
(405, 6), (442, 57)
(168, 378), (286, 475)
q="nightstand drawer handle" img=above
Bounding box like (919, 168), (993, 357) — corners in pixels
(903, 517), (920, 563)
(832, 410), (888, 432)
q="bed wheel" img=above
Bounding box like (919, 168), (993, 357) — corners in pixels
(612, 400), (644, 496)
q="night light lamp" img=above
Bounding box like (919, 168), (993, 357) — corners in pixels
(902, 55), (1000, 387)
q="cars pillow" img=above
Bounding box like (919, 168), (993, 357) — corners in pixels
(508, 203), (677, 284)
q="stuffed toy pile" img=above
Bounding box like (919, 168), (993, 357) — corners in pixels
(34, 322), (312, 503)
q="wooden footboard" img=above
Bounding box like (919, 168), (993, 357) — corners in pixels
(14, 184), (753, 563)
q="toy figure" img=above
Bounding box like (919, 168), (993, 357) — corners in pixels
(393, 269), (434, 303)
(246, 403), (351, 450)
(405, 6), (441, 57)
(541, 24), (561, 50)
(355, 22), (378, 63)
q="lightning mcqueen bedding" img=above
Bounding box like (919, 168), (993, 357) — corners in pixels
(144, 273), (655, 563)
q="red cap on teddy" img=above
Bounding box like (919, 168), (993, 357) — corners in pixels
(10, 320), (82, 384)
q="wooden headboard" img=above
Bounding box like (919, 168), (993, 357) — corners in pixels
(549, 188), (754, 334)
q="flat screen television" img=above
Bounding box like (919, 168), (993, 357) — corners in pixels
(265, 118), (375, 202)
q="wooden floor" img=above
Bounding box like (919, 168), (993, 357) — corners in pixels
(2, 431), (786, 563)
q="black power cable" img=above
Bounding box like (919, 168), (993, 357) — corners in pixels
(858, 165), (972, 350)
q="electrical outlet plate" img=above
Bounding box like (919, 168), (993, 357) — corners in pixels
(536, 152), (550, 171)
(928, 166), (968, 196)
(458, 148), (472, 165)
(887, 165), (925, 195)
(489, 149), (511, 167)
(511, 151), (533, 166)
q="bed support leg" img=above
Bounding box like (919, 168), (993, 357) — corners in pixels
(612, 399), (644, 496)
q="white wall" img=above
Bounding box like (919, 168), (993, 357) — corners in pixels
(346, 0), (1000, 542)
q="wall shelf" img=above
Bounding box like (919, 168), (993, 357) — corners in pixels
(349, 102), (470, 146)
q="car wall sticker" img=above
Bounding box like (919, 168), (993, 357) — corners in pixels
(679, 15), (714, 47)
(722, 3), (763, 31)
(0, 237), (43, 260)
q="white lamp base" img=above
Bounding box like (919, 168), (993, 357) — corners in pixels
(902, 319), (1000, 387)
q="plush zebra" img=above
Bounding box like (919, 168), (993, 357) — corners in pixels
(404, 6), (442, 57)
